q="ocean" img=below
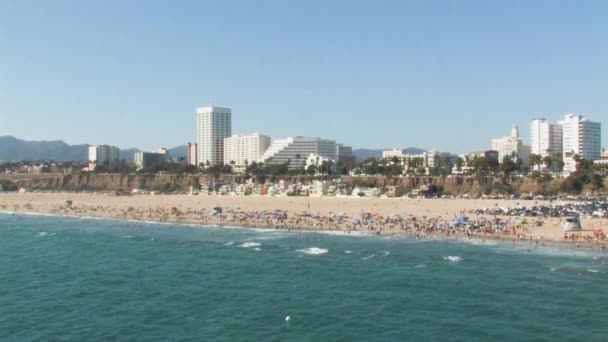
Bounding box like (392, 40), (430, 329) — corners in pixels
(1, 213), (607, 341)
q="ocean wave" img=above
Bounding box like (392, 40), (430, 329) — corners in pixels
(443, 256), (462, 262)
(224, 241), (235, 246)
(36, 232), (48, 237)
(382, 251), (390, 256)
(239, 242), (261, 248)
(362, 254), (375, 260)
(345, 250), (354, 254)
(297, 247), (328, 255)
(413, 264), (426, 268)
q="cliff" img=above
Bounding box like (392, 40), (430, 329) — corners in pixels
(0, 173), (604, 196)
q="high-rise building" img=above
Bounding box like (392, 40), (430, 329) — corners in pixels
(491, 124), (531, 167)
(559, 114), (601, 173)
(196, 106), (232, 166)
(259, 137), (337, 170)
(187, 143), (197, 166)
(530, 118), (563, 162)
(88, 145), (120, 170)
(224, 133), (271, 171)
(336, 144), (355, 165)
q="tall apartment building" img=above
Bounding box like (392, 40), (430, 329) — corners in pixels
(223, 133), (271, 170)
(259, 137), (337, 170)
(88, 145), (120, 170)
(196, 106), (232, 166)
(491, 124), (531, 167)
(559, 114), (602, 173)
(530, 118), (563, 160)
(187, 143), (197, 166)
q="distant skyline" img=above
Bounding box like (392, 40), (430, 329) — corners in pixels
(1, 0), (606, 153)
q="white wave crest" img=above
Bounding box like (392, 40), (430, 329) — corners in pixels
(413, 264), (426, 268)
(36, 232), (47, 237)
(224, 241), (235, 246)
(362, 254), (375, 260)
(239, 242), (261, 248)
(297, 247), (328, 255)
(443, 256), (462, 262)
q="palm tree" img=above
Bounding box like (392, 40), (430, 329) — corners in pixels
(529, 154), (542, 171)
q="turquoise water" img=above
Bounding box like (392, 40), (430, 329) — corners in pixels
(1, 214), (607, 341)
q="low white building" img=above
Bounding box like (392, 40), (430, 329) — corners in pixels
(382, 148), (404, 159)
(88, 145), (120, 170)
(224, 133), (271, 171)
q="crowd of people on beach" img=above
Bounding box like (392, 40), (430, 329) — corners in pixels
(2, 197), (607, 254)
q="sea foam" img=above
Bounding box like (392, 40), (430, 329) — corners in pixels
(239, 242), (261, 248)
(297, 247), (328, 255)
(443, 256), (462, 262)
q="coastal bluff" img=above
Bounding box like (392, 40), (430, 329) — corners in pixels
(2, 173), (603, 195)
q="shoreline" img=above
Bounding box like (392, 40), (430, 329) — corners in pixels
(2, 192), (607, 252)
(2, 208), (606, 255)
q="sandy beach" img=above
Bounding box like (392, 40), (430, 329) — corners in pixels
(1, 192), (607, 248)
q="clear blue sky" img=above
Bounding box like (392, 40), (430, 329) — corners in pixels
(1, 0), (606, 153)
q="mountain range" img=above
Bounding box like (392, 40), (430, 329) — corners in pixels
(0, 136), (424, 163)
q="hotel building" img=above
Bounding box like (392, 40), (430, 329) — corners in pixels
(224, 133), (271, 171)
(491, 124), (531, 167)
(196, 106), (232, 166)
(259, 137), (337, 170)
(559, 114), (602, 173)
(530, 118), (563, 160)
(88, 145), (120, 170)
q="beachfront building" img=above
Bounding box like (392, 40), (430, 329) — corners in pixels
(336, 144), (355, 165)
(259, 137), (337, 170)
(602, 148), (608, 160)
(134, 149), (168, 170)
(491, 124), (531, 167)
(223, 133), (271, 172)
(559, 114), (602, 173)
(530, 118), (563, 166)
(88, 145), (120, 170)
(187, 143), (197, 166)
(196, 106), (232, 167)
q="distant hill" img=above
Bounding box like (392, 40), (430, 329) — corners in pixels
(0, 136), (89, 162)
(0, 136), (187, 163)
(353, 147), (426, 161)
(168, 145), (187, 160)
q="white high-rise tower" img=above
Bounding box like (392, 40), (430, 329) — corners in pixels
(559, 114), (601, 173)
(196, 106), (232, 166)
(530, 118), (563, 160)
